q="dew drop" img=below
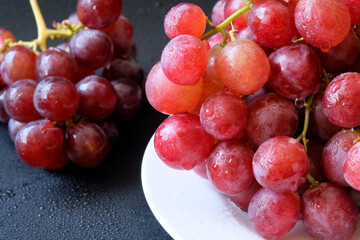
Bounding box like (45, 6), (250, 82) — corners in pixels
(294, 99), (305, 109)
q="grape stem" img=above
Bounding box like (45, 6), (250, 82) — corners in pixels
(292, 37), (304, 43)
(3, 0), (82, 54)
(322, 68), (330, 86)
(307, 173), (320, 189)
(201, 1), (253, 46)
(296, 94), (315, 152)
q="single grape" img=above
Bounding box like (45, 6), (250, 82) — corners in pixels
(98, 121), (119, 150)
(343, 142), (360, 191)
(161, 34), (208, 86)
(15, 120), (63, 167)
(76, 75), (118, 120)
(101, 56), (143, 83)
(70, 29), (114, 70)
(206, 139), (255, 195)
(4, 79), (41, 123)
(243, 83), (274, 106)
(36, 47), (78, 83)
(211, 0), (227, 26)
(0, 27), (16, 51)
(65, 121), (109, 168)
(268, 43), (321, 100)
(216, 39), (270, 95)
(248, 188), (301, 239)
(101, 15), (133, 58)
(77, 0), (122, 29)
(0, 45), (36, 85)
(244, 93), (298, 148)
(164, 3), (206, 39)
(302, 182), (358, 240)
(236, 27), (272, 55)
(192, 160), (208, 179)
(145, 62), (203, 115)
(44, 148), (70, 170)
(252, 136), (309, 192)
(8, 118), (26, 143)
(248, 0), (296, 48)
(322, 129), (360, 186)
(111, 78), (142, 120)
(200, 91), (247, 140)
(33, 76), (80, 121)
(294, 0), (351, 50)
(322, 72), (360, 128)
(154, 113), (214, 170)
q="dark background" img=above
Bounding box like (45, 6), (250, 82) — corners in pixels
(0, 0), (215, 239)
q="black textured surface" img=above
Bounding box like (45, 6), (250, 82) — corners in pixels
(0, 0), (214, 239)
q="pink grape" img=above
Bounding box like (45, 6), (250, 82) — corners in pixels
(294, 0), (351, 50)
(248, 188), (301, 239)
(33, 76), (80, 121)
(206, 139), (255, 195)
(4, 79), (41, 123)
(0, 45), (36, 85)
(77, 0), (122, 29)
(154, 113), (214, 170)
(101, 15), (134, 57)
(224, 0), (248, 31)
(268, 43), (321, 100)
(322, 72), (360, 128)
(248, 0), (296, 48)
(76, 75), (118, 120)
(252, 136), (309, 192)
(161, 35), (208, 86)
(8, 118), (26, 143)
(322, 129), (360, 186)
(344, 142), (360, 191)
(15, 120), (63, 167)
(302, 182), (358, 240)
(70, 29), (114, 70)
(164, 3), (206, 39)
(0, 27), (16, 51)
(216, 39), (270, 95)
(36, 47), (78, 83)
(65, 121), (109, 168)
(0, 87), (9, 123)
(200, 91), (247, 140)
(145, 62), (203, 115)
(211, 0), (227, 26)
(244, 93), (298, 148)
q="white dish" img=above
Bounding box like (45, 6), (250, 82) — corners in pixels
(141, 134), (360, 240)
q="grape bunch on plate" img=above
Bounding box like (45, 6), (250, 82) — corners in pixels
(145, 0), (360, 239)
(0, 0), (144, 170)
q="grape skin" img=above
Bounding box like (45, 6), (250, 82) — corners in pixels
(252, 136), (309, 192)
(343, 142), (360, 191)
(154, 113), (214, 170)
(211, 0), (227, 26)
(216, 39), (270, 95)
(206, 139), (255, 195)
(248, 188), (301, 239)
(294, 0), (351, 50)
(322, 72), (360, 128)
(302, 182), (358, 240)
(8, 118), (26, 143)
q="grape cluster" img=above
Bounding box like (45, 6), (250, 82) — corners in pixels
(0, 0), (144, 170)
(146, 0), (360, 239)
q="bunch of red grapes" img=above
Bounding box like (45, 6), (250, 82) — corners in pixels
(0, 0), (144, 170)
(146, 0), (360, 239)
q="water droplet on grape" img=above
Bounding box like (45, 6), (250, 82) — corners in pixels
(294, 99), (305, 109)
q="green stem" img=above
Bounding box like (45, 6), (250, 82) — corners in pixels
(307, 173), (320, 189)
(292, 37), (304, 43)
(322, 68), (330, 86)
(201, 2), (252, 44)
(296, 94), (315, 152)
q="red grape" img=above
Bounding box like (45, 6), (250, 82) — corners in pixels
(8, 118), (26, 143)
(161, 34), (208, 86)
(342, 0), (360, 24)
(224, 0), (248, 31)
(344, 142), (360, 191)
(0, 27), (15, 51)
(248, 188), (301, 239)
(302, 182), (358, 240)
(154, 113), (214, 170)
(206, 139), (255, 195)
(164, 3), (206, 39)
(230, 181), (261, 212)
(101, 56), (143, 83)
(77, 0), (122, 29)
(216, 39), (270, 95)
(0, 87), (9, 123)
(252, 136), (309, 192)
(211, 0), (227, 26)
